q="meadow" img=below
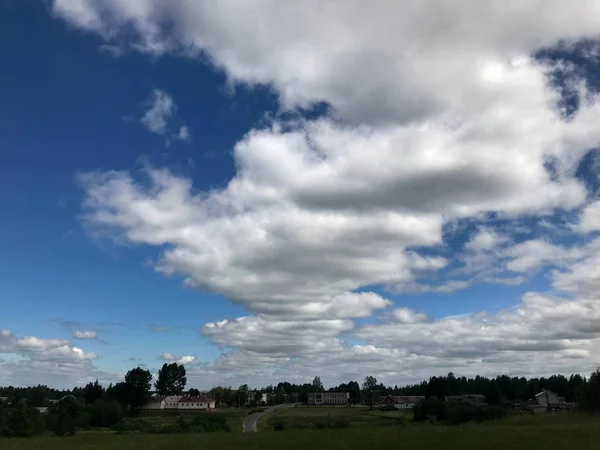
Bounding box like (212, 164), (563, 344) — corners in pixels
(1, 408), (599, 450)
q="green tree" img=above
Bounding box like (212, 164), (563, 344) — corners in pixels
(362, 376), (378, 410)
(124, 367), (153, 409)
(347, 381), (361, 405)
(188, 388), (201, 396)
(580, 369), (600, 412)
(312, 376), (324, 392)
(83, 380), (105, 405)
(47, 406), (76, 436)
(154, 363), (187, 396)
(238, 384), (249, 406)
(5, 406), (43, 437)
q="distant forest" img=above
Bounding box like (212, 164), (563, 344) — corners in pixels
(0, 370), (596, 408)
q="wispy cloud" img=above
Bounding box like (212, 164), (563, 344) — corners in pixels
(150, 325), (173, 333)
(73, 330), (98, 340)
(140, 89), (191, 144)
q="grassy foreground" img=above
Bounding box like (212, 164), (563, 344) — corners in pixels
(1, 412), (599, 450)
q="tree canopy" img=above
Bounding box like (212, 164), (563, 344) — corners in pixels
(312, 376), (324, 392)
(154, 363), (187, 396)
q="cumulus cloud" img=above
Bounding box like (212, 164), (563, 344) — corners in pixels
(504, 239), (584, 273)
(0, 329), (111, 388)
(465, 227), (510, 252)
(51, 0), (600, 383)
(160, 352), (196, 365)
(577, 201), (600, 233)
(52, 0), (600, 123)
(73, 330), (98, 340)
(552, 238), (600, 297)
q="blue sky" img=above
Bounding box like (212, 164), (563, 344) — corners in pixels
(1, 1), (600, 389)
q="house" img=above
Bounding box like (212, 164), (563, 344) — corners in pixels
(142, 394), (216, 410)
(143, 396), (166, 410)
(527, 390), (576, 412)
(177, 395), (216, 410)
(446, 394), (486, 405)
(245, 391), (268, 406)
(163, 395), (183, 409)
(308, 392), (349, 405)
(534, 390), (559, 407)
(381, 395), (425, 409)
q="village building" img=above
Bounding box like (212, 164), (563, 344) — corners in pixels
(380, 395), (425, 409)
(308, 392), (349, 405)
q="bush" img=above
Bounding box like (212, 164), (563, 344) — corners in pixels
(413, 397), (446, 422)
(90, 400), (123, 428)
(47, 408), (76, 437)
(273, 421), (285, 431)
(3, 407), (44, 437)
(415, 398), (509, 425)
(112, 417), (150, 434)
(152, 414), (232, 434)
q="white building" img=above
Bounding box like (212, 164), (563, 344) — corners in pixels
(534, 390), (560, 407)
(381, 395), (425, 409)
(308, 392), (349, 405)
(245, 391), (268, 406)
(164, 395), (183, 409)
(142, 394), (216, 410)
(177, 395), (216, 410)
(144, 396), (166, 410)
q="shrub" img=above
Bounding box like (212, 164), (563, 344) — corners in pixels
(47, 408), (76, 437)
(3, 407), (44, 437)
(273, 421), (285, 431)
(152, 414), (231, 434)
(90, 400), (123, 428)
(112, 417), (148, 434)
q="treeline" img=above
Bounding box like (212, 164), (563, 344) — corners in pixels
(0, 363), (190, 437)
(230, 372), (593, 407)
(1, 371), (597, 408)
(390, 372), (588, 404)
(2, 368), (600, 437)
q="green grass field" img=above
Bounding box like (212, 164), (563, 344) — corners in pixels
(264, 405), (412, 430)
(1, 410), (599, 450)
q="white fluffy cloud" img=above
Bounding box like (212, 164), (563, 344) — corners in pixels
(0, 330), (99, 362)
(52, 0), (600, 124)
(0, 329), (112, 388)
(577, 200), (600, 233)
(160, 352), (196, 365)
(50, 0), (600, 383)
(466, 227), (510, 252)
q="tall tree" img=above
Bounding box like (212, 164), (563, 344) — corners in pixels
(312, 376), (324, 392)
(188, 388), (200, 396)
(154, 363), (187, 396)
(362, 376), (378, 410)
(83, 380), (104, 405)
(238, 384), (249, 406)
(347, 381), (361, 406)
(124, 367), (152, 409)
